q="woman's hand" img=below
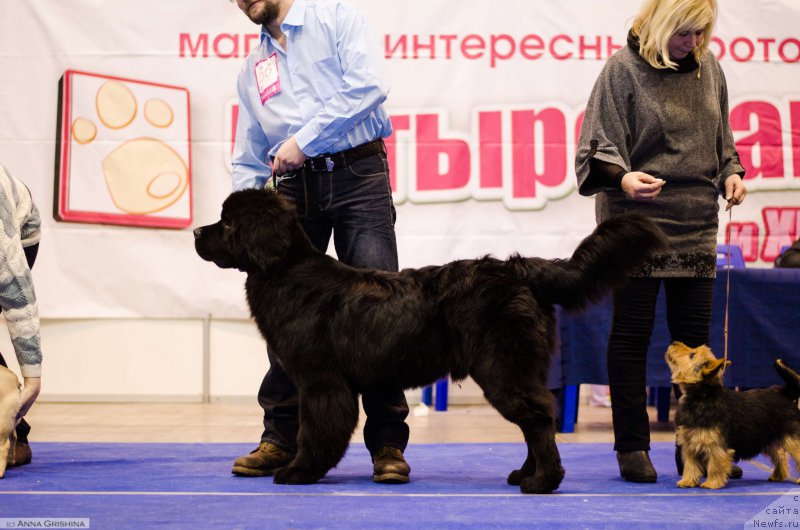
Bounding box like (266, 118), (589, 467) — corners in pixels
(621, 171), (666, 201)
(17, 377), (41, 419)
(724, 175), (747, 211)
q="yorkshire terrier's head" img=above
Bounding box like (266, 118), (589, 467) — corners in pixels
(664, 341), (730, 385)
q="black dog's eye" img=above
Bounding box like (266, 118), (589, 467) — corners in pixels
(222, 220), (233, 230)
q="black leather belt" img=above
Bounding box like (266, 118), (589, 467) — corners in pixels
(304, 139), (384, 173)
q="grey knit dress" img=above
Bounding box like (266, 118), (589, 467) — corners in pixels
(575, 34), (745, 279)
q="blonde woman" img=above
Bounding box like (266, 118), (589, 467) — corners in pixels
(575, 0), (747, 483)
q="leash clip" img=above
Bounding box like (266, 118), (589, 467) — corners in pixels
(271, 171), (299, 193)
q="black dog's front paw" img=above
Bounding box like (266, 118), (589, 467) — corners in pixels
(507, 469), (522, 486)
(508, 461), (537, 486)
(273, 466), (322, 485)
(519, 467), (565, 494)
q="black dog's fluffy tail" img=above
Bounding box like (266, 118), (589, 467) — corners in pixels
(776, 359), (800, 401)
(523, 214), (668, 311)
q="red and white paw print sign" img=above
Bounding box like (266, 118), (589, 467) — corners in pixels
(55, 70), (193, 228)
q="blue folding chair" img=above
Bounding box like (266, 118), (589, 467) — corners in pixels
(716, 244), (745, 269)
(649, 386), (672, 423)
(421, 377), (449, 411)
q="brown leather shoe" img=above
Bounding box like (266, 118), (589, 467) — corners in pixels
(372, 446), (410, 484)
(231, 442), (293, 477)
(10, 441), (31, 467)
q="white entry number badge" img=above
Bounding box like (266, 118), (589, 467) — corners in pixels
(255, 53), (281, 104)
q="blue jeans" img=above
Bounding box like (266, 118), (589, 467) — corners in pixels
(258, 148), (410, 456)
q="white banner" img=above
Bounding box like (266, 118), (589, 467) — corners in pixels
(0, 0), (798, 318)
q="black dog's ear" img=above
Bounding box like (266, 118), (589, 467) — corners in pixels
(240, 214), (293, 271)
(223, 189), (305, 272)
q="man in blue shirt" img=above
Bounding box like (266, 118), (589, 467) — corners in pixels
(230, 0), (411, 484)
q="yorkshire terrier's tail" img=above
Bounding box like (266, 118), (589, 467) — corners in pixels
(776, 359), (800, 401)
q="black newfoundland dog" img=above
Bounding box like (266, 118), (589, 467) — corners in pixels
(194, 189), (666, 494)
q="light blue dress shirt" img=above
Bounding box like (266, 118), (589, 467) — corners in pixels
(231, 0), (393, 191)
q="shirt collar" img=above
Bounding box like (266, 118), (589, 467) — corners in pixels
(259, 0), (307, 45)
(282, 0), (306, 29)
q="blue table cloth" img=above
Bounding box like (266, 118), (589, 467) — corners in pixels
(558, 268), (800, 388)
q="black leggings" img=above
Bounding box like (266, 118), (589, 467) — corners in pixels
(0, 243), (39, 443)
(607, 277), (714, 452)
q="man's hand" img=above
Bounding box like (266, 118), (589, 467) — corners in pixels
(724, 175), (747, 211)
(621, 171), (666, 201)
(17, 377), (41, 419)
(272, 137), (308, 176)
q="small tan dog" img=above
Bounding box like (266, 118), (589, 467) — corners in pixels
(0, 365), (21, 478)
(665, 341), (800, 489)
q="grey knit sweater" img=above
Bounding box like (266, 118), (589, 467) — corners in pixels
(0, 164), (42, 377)
(575, 34), (745, 278)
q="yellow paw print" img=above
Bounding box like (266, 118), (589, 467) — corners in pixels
(71, 80), (189, 215)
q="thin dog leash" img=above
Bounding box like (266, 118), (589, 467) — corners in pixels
(722, 200), (734, 369)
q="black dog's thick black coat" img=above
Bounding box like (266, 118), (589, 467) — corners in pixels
(194, 189), (667, 493)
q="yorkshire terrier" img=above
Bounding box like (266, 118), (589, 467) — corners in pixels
(665, 341), (800, 489)
(0, 365), (21, 478)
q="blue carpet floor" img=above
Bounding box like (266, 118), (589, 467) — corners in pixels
(0, 442), (798, 529)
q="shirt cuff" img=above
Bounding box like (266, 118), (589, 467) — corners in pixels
(292, 127), (318, 157)
(19, 363), (41, 378)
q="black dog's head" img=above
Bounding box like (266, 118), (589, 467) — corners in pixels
(194, 189), (305, 272)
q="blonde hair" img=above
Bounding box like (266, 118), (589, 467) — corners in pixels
(632, 0), (716, 70)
